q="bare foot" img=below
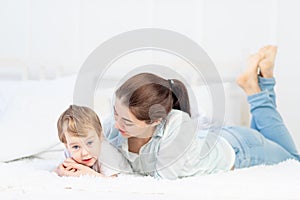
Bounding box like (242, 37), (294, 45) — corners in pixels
(258, 45), (277, 78)
(236, 53), (263, 95)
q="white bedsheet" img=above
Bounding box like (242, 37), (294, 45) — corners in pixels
(1, 156), (300, 200)
(1, 76), (300, 199)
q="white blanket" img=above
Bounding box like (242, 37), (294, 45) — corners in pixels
(1, 157), (300, 200)
(1, 76), (300, 199)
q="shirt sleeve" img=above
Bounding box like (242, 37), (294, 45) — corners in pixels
(64, 149), (71, 158)
(56, 149), (70, 165)
(154, 112), (198, 180)
(101, 114), (123, 148)
(98, 139), (132, 176)
(154, 111), (235, 179)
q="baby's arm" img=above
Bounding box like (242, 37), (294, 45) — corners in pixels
(55, 158), (107, 177)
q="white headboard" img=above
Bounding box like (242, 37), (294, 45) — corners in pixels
(0, 58), (250, 127)
(0, 58), (78, 80)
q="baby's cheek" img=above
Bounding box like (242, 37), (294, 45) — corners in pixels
(69, 153), (80, 163)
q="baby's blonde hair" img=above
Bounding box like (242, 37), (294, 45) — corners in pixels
(57, 105), (102, 144)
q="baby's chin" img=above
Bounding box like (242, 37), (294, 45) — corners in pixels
(86, 161), (95, 167)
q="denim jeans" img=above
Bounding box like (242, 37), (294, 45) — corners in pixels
(222, 76), (300, 168)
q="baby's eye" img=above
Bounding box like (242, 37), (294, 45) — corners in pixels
(72, 145), (80, 150)
(87, 141), (93, 146)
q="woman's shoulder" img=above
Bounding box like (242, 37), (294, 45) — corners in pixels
(160, 109), (196, 141)
(166, 109), (191, 123)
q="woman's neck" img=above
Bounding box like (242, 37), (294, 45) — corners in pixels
(128, 137), (151, 154)
(127, 124), (157, 154)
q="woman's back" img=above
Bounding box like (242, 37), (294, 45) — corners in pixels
(103, 109), (235, 179)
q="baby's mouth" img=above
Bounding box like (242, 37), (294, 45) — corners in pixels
(82, 158), (92, 162)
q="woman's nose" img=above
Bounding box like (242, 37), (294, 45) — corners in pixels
(114, 117), (124, 130)
(115, 120), (123, 130)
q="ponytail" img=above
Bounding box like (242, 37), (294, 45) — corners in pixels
(115, 73), (191, 123)
(168, 79), (191, 116)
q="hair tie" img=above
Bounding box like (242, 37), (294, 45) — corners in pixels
(168, 79), (175, 91)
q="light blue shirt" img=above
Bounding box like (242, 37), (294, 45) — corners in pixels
(103, 109), (235, 179)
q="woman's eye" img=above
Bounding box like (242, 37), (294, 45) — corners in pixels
(87, 141), (93, 146)
(124, 123), (134, 127)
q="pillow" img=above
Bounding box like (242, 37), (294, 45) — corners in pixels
(0, 76), (76, 162)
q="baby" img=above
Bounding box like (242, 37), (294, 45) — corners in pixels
(55, 105), (132, 177)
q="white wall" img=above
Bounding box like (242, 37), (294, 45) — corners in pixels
(276, 0), (300, 151)
(1, 0), (300, 149)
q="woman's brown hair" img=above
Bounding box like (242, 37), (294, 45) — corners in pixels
(115, 73), (191, 123)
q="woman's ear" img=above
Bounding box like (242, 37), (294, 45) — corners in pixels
(150, 118), (162, 126)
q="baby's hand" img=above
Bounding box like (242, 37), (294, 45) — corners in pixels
(54, 158), (79, 176)
(62, 158), (79, 172)
(54, 163), (73, 176)
(55, 160), (106, 178)
(65, 162), (105, 177)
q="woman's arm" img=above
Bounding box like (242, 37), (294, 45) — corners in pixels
(155, 111), (197, 179)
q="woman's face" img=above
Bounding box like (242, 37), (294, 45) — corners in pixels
(113, 98), (156, 138)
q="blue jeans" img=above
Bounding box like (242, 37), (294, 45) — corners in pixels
(222, 77), (300, 168)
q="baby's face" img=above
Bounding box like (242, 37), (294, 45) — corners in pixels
(65, 129), (102, 167)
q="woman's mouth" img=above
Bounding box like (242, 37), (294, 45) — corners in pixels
(119, 129), (130, 137)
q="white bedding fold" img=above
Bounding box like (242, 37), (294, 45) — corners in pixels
(1, 158), (300, 200)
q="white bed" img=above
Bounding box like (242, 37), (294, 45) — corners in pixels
(1, 70), (300, 200)
(1, 156), (300, 199)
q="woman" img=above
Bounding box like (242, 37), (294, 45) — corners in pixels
(103, 45), (300, 179)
